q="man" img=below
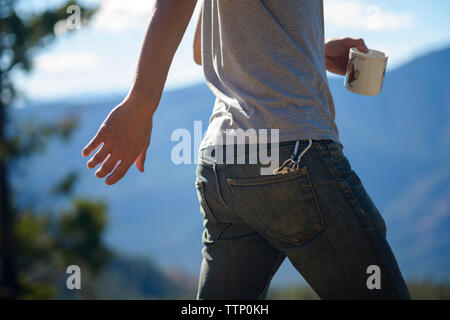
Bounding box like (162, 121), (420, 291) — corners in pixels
(83, 0), (411, 299)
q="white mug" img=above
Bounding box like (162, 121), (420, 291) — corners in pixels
(344, 47), (388, 96)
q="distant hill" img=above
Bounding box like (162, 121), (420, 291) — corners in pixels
(12, 46), (450, 286)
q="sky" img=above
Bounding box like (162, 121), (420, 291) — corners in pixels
(15, 0), (450, 101)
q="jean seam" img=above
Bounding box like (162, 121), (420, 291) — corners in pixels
(196, 180), (220, 224)
(213, 162), (233, 211)
(202, 222), (231, 246)
(227, 167), (309, 186)
(227, 168), (325, 245)
(321, 144), (369, 219)
(214, 223), (230, 241)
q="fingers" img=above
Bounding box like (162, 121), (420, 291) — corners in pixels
(87, 145), (109, 169)
(135, 148), (147, 173)
(93, 147), (147, 184)
(356, 40), (369, 53)
(347, 37), (369, 53)
(95, 154), (120, 178)
(105, 160), (132, 186)
(82, 133), (103, 157)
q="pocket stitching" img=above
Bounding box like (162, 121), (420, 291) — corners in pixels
(227, 167), (308, 186)
(195, 179), (219, 224)
(227, 168), (325, 245)
(196, 179), (231, 242)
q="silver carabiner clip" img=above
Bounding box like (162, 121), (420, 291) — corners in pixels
(273, 139), (312, 175)
(293, 139), (312, 170)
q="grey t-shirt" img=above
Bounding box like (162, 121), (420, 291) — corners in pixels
(200, 0), (340, 150)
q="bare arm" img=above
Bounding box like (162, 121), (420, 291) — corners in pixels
(82, 0), (198, 185)
(129, 0), (198, 107)
(193, 7), (202, 65)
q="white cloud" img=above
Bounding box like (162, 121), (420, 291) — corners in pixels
(35, 52), (101, 73)
(24, 1), (204, 99)
(92, 0), (155, 34)
(324, 0), (414, 31)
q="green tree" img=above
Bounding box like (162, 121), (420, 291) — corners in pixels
(15, 192), (110, 299)
(0, 0), (97, 299)
(56, 198), (110, 299)
(13, 175), (110, 299)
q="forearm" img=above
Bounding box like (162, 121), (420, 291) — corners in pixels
(127, 0), (197, 114)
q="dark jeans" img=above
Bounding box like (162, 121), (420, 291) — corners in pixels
(195, 140), (411, 300)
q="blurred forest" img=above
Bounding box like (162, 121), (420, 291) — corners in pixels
(1, 0), (449, 300)
(0, 0), (193, 300)
(0, 0), (104, 299)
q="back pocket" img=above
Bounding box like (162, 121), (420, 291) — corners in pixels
(226, 167), (325, 245)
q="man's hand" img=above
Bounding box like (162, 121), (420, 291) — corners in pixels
(325, 37), (369, 76)
(82, 98), (154, 185)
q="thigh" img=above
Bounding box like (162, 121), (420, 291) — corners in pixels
(285, 221), (410, 299)
(286, 143), (411, 299)
(197, 221), (285, 300)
